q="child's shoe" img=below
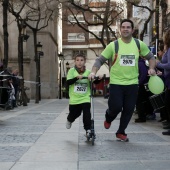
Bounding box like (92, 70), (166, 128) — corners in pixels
(66, 120), (72, 129)
(116, 133), (129, 142)
(86, 129), (91, 139)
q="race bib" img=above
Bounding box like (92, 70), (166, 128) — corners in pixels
(120, 55), (135, 66)
(74, 83), (87, 93)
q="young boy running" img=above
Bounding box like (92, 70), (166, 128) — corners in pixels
(66, 53), (101, 138)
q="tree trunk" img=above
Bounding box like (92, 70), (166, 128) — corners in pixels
(2, 0), (9, 69)
(33, 30), (40, 103)
(160, 0), (167, 34)
(17, 21), (27, 106)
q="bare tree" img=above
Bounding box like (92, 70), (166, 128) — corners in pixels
(2, 0), (9, 69)
(8, 0), (28, 106)
(63, 0), (124, 48)
(126, 0), (156, 41)
(23, 0), (58, 103)
(62, 0), (124, 68)
(160, 0), (168, 34)
(8, 0), (60, 103)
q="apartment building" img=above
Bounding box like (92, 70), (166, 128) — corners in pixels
(61, 0), (127, 96)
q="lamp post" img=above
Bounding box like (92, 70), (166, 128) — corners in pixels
(155, 0), (159, 54)
(65, 61), (70, 99)
(19, 19), (30, 77)
(19, 19), (29, 106)
(58, 53), (64, 99)
(36, 42), (43, 101)
(66, 61), (70, 73)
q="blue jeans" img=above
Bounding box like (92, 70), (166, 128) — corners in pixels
(105, 84), (138, 134)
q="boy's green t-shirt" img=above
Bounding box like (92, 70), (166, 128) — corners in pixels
(67, 68), (91, 104)
(101, 38), (150, 85)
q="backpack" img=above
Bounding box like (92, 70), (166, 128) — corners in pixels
(112, 38), (140, 66)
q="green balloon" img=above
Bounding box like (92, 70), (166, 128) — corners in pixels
(148, 75), (164, 94)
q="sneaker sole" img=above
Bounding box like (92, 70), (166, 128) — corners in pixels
(116, 138), (129, 142)
(84, 134), (96, 140)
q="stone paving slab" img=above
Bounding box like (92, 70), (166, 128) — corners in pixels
(0, 134), (40, 143)
(79, 132), (166, 143)
(79, 160), (170, 170)
(0, 98), (170, 170)
(78, 143), (170, 161)
(0, 146), (30, 162)
(11, 162), (77, 170)
(0, 162), (14, 170)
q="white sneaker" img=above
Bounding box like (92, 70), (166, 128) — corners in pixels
(86, 129), (91, 138)
(66, 120), (72, 129)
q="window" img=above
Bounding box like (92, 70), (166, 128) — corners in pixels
(68, 33), (85, 42)
(72, 50), (87, 57)
(68, 15), (85, 23)
(89, 30), (115, 39)
(133, 5), (140, 18)
(89, 31), (99, 38)
(74, 0), (85, 4)
(90, 0), (107, 2)
(93, 14), (104, 23)
(99, 31), (115, 38)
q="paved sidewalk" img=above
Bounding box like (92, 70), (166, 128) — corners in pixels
(0, 98), (170, 170)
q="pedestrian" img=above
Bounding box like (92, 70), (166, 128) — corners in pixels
(7, 77), (15, 109)
(12, 69), (20, 107)
(157, 43), (165, 61)
(156, 29), (170, 135)
(66, 53), (102, 138)
(135, 57), (154, 123)
(88, 19), (156, 141)
(155, 44), (168, 122)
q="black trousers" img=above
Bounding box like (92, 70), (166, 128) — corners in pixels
(105, 84), (138, 135)
(67, 103), (91, 131)
(165, 88), (170, 121)
(136, 85), (153, 120)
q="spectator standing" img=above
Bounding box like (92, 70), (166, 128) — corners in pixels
(7, 78), (15, 109)
(156, 29), (170, 135)
(135, 57), (154, 122)
(12, 69), (20, 107)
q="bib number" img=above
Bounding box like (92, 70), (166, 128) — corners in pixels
(120, 55), (135, 66)
(74, 83), (87, 93)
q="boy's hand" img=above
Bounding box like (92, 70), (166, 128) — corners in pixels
(77, 75), (84, 79)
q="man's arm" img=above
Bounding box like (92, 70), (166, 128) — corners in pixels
(144, 51), (156, 75)
(90, 55), (107, 76)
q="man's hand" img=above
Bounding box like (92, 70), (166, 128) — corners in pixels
(98, 75), (104, 80)
(148, 68), (156, 76)
(88, 72), (95, 80)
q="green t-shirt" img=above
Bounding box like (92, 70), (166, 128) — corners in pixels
(101, 38), (150, 85)
(67, 68), (91, 104)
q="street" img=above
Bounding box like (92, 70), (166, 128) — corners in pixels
(0, 98), (170, 170)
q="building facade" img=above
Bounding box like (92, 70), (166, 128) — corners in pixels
(0, 3), (60, 100)
(61, 0), (127, 96)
